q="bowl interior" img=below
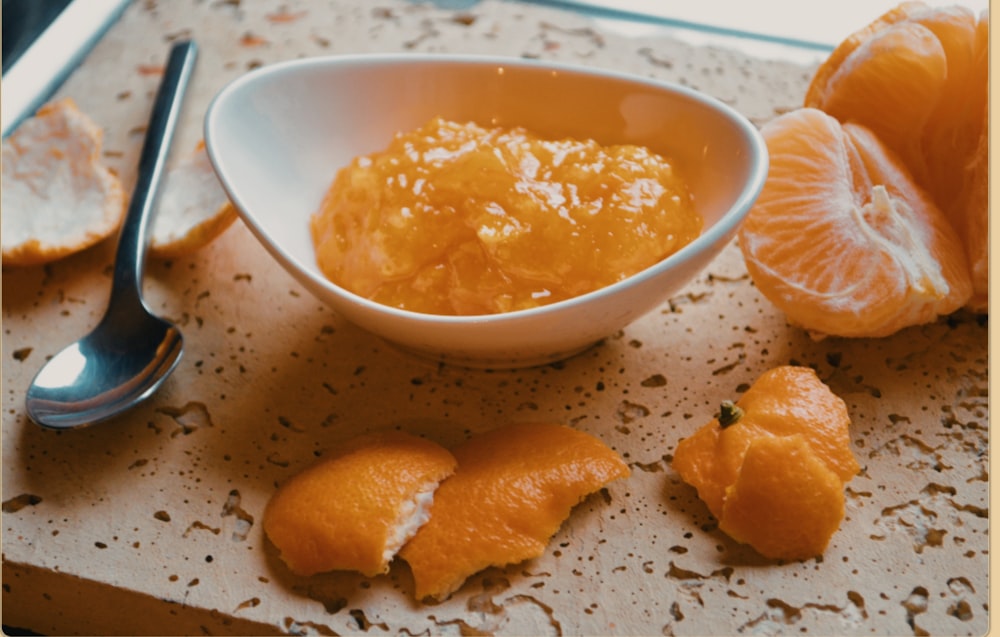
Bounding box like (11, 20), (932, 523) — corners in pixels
(205, 54), (764, 300)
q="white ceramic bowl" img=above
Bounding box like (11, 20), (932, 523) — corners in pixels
(204, 54), (767, 368)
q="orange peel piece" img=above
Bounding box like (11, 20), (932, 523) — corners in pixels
(262, 431), (456, 577)
(149, 141), (238, 259)
(1, 98), (126, 266)
(399, 422), (629, 601)
(720, 435), (847, 561)
(672, 366), (859, 560)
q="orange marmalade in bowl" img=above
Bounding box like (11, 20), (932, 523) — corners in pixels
(310, 117), (701, 315)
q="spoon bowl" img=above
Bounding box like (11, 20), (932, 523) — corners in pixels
(24, 40), (197, 429)
(25, 312), (183, 428)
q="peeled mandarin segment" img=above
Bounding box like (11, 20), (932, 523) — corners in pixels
(806, 20), (947, 155)
(262, 431), (456, 577)
(960, 101), (988, 311)
(672, 366), (859, 522)
(149, 141), (238, 259)
(399, 423), (629, 601)
(804, 2), (932, 112)
(737, 108), (971, 338)
(719, 435), (847, 561)
(912, 6), (983, 198)
(842, 122), (972, 316)
(955, 14), (988, 311)
(804, 2), (980, 186)
(1, 98), (126, 266)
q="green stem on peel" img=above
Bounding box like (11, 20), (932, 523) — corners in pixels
(718, 400), (744, 428)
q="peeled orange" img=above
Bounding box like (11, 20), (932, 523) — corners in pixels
(804, 2), (988, 311)
(399, 422), (629, 601)
(672, 366), (860, 560)
(738, 108), (971, 338)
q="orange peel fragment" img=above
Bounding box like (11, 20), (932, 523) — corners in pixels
(149, 140), (238, 259)
(672, 366), (860, 560)
(1, 98), (126, 266)
(262, 431), (456, 577)
(399, 422), (629, 600)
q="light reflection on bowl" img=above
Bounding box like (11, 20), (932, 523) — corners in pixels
(204, 54), (767, 368)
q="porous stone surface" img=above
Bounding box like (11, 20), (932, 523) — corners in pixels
(2, 1), (988, 635)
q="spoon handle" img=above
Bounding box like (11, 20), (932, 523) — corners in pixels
(110, 39), (198, 309)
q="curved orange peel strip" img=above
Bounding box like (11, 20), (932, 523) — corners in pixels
(399, 422), (629, 601)
(263, 431), (456, 577)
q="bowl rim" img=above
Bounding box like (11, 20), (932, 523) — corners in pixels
(205, 52), (769, 326)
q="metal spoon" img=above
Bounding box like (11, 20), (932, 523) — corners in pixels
(25, 40), (198, 430)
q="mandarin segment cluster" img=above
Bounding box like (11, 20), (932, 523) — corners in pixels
(738, 2), (988, 337)
(804, 1), (989, 312)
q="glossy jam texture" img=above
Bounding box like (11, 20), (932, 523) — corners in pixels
(311, 117), (701, 315)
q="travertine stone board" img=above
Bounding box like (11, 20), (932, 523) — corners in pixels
(2, 1), (988, 635)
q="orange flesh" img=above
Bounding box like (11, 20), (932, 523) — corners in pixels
(737, 108), (971, 338)
(311, 117), (701, 315)
(803, 2), (987, 312)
